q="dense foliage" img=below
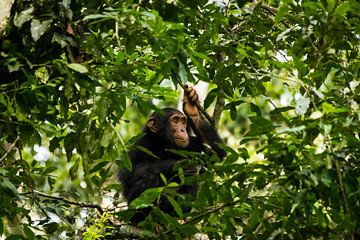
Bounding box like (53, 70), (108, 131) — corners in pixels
(1, 0), (359, 239)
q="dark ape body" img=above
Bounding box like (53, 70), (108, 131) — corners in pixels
(119, 88), (225, 223)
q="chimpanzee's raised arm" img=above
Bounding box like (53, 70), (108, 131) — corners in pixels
(183, 86), (226, 159)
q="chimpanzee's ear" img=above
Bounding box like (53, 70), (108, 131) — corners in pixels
(146, 117), (158, 132)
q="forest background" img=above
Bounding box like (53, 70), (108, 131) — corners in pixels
(0, 0), (359, 239)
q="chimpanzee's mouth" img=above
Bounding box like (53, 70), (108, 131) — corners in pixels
(175, 138), (189, 148)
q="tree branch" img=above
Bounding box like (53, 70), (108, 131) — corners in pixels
(0, 135), (20, 162)
(212, 89), (225, 131)
(109, 225), (158, 239)
(22, 190), (104, 214)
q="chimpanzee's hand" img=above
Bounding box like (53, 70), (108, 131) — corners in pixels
(183, 85), (200, 119)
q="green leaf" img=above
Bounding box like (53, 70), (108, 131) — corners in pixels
(293, 56), (307, 76)
(42, 166), (58, 175)
(122, 150), (133, 171)
(249, 116), (275, 135)
(35, 67), (50, 83)
(90, 161), (109, 174)
(69, 158), (80, 180)
(44, 222), (59, 234)
(224, 153), (239, 165)
(295, 96), (310, 115)
(327, 0), (336, 13)
(204, 89), (217, 110)
(52, 32), (68, 47)
(270, 106), (294, 115)
(275, 4), (290, 24)
(178, 167), (185, 185)
(277, 125), (306, 134)
(177, 59), (188, 83)
(59, 0), (73, 19)
(49, 137), (61, 152)
(0, 168), (8, 175)
(180, 224), (198, 236)
(23, 225), (36, 240)
(333, 1), (351, 18)
(14, 6), (34, 28)
(136, 146), (159, 159)
(83, 14), (109, 21)
(165, 195), (183, 218)
(217, 185), (232, 202)
(250, 103), (261, 116)
(31, 19), (52, 41)
(321, 102), (348, 114)
(160, 173), (167, 185)
(100, 126), (113, 147)
(64, 132), (77, 160)
(29, 131), (42, 146)
(130, 187), (163, 208)
(167, 182), (179, 188)
(1, 179), (20, 200)
(37, 123), (57, 135)
(67, 63), (88, 73)
(95, 96), (108, 124)
(8, 60), (21, 73)
(255, 174), (266, 189)
(230, 104), (237, 121)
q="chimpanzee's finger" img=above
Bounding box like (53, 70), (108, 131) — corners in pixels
(185, 85), (193, 95)
(188, 89), (198, 102)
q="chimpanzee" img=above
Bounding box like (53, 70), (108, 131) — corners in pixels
(118, 86), (225, 223)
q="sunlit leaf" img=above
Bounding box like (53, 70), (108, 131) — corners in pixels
(160, 173), (167, 185)
(14, 7), (34, 28)
(275, 4), (290, 24)
(295, 96), (310, 115)
(333, 1), (351, 17)
(30, 19), (52, 41)
(95, 96), (107, 123)
(83, 14), (110, 20)
(130, 187), (163, 209)
(67, 63), (88, 73)
(69, 157), (80, 180)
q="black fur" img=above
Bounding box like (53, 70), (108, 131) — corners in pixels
(118, 108), (224, 223)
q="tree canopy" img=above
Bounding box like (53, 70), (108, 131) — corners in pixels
(1, 0), (360, 239)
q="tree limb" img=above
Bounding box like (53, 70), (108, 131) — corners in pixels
(22, 190), (104, 214)
(0, 135), (20, 162)
(212, 90), (225, 131)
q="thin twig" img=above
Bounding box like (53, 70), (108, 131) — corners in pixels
(22, 190), (104, 214)
(327, 137), (354, 240)
(213, 91), (225, 131)
(0, 135), (20, 162)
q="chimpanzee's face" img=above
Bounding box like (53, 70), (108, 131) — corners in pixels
(168, 112), (189, 148)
